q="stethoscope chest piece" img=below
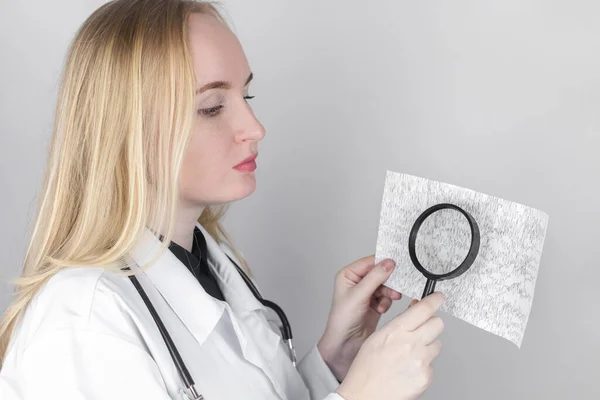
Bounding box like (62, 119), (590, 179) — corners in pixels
(179, 389), (192, 400)
(180, 387), (204, 400)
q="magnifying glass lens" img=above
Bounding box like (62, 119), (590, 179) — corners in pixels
(408, 203), (481, 299)
(414, 208), (473, 275)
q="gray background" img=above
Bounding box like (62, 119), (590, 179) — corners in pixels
(1, 0), (598, 398)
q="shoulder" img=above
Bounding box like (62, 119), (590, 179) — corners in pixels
(27, 267), (106, 328)
(12, 266), (143, 352)
(1, 269), (170, 397)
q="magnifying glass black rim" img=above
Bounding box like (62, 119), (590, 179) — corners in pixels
(408, 203), (480, 281)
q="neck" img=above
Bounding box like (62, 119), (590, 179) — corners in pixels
(171, 203), (206, 252)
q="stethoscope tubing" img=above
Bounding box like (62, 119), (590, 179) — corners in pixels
(126, 270), (204, 399)
(124, 232), (295, 400)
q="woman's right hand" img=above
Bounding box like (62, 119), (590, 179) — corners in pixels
(336, 292), (445, 400)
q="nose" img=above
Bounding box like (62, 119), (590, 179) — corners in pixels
(234, 102), (266, 143)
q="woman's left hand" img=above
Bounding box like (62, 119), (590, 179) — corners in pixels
(317, 255), (402, 381)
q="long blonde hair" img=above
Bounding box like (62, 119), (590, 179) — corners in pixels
(0, 0), (247, 365)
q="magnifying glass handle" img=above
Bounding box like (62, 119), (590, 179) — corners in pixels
(421, 279), (437, 299)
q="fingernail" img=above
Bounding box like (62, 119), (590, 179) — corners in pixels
(429, 292), (444, 305)
(379, 259), (395, 272)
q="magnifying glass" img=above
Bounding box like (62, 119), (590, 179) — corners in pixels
(408, 203), (481, 299)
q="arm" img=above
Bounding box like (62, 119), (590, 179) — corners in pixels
(18, 328), (172, 399)
(297, 344), (345, 400)
(296, 256), (401, 400)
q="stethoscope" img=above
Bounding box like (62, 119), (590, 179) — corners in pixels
(123, 230), (295, 400)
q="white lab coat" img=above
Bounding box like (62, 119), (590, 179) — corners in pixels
(0, 224), (345, 400)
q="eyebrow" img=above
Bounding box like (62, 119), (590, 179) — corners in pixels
(195, 72), (253, 94)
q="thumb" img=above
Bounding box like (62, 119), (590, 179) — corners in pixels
(354, 259), (395, 300)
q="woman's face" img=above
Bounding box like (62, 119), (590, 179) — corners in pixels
(178, 13), (265, 208)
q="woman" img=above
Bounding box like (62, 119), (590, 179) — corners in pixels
(0, 1), (445, 399)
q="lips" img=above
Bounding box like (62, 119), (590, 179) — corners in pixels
(233, 153), (258, 168)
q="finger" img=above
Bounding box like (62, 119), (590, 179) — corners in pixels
(375, 296), (392, 314)
(354, 259), (396, 300)
(407, 299), (418, 309)
(411, 340), (441, 374)
(374, 285), (401, 298)
(414, 316), (444, 345)
(343, 255), (376, 282)
(386, 292), (444, 332)
(374, 285), (402, 300)
(423, 339), (442, 364)
(370, 296), (392, 314)
(369, 296), (379, 311)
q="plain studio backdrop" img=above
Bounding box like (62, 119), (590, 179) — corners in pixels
(1, 0), (598, 398)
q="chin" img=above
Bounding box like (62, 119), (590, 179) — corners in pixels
(189, 174), (257, 206)
(214, 174), (257, 204)
(232, 174), (257, 200)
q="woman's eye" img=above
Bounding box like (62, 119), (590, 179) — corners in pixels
(198, 105), (223, 117)
(198, 96), (254, 117)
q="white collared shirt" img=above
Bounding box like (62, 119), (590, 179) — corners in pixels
(0, 224), (345, 400)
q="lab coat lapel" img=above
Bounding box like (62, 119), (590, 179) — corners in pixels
(195, 223), (263, 315)
(129, 228), (226, 347)
(196, 224), (287, 396)
(130, 226), (286, 398)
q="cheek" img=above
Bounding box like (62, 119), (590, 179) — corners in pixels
(178, 126), (245, 204)
(180, 131), (223, 191)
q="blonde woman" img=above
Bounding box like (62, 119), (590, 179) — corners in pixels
(0, 1), (445, 399)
